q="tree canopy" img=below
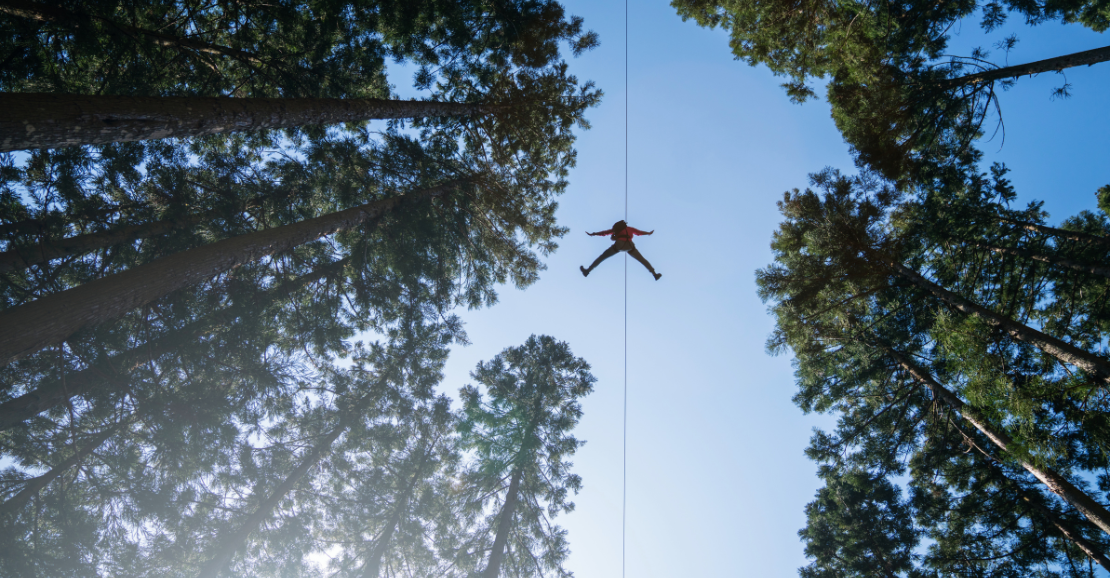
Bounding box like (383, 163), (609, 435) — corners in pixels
(759, 166), (1110, 574)
(672, 0), (1110, 182)
(1, 2), (603, 576)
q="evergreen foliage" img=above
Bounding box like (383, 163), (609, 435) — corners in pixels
(672, 0), (1110, 182)
(458, 335), (594, 578)
(759, 167), (1110, 574)
(1, 2), (601, 576)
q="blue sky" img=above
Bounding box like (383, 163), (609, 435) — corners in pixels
(423, 2), (1110, 576)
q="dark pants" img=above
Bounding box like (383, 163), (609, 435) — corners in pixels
(587, 240), (655, 273)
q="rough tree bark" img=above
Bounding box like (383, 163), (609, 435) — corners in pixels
(0, 258), (348, 431)
(0, 178), (464, 367)
(0, 93), (496, 152)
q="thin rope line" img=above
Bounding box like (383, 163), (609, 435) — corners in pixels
(622, 0), (629, 576)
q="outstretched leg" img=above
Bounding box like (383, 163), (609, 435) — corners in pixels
(627, 247), (661, 280)
(582, 244), (620, 276)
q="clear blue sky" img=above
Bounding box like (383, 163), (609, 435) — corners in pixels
(424, 2), (1110, 576)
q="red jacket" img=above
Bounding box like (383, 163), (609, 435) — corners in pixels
(596, 226), (648, 242)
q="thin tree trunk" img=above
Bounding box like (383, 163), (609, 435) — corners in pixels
(0, 217), (55, 238)
(2, 208), (214, 274)
(1001, 218), (1110, 250)
(0, 184), (299, 273)
(360, 502), (405, 578)
(482, 467), (524, 578)
(481, 395), (546, 578)
(0, 205), (124, 238)
(0, 0), (263, 64)
(877, 256), (1110, 382)
(885, 347), (1110, 537)
(0, 179), (465, 367)
(965, 240), (1110, 280)
(196, 419), (351, 578)
(360, 444), (434, 578)
(0, 93), (496, 152)
(0, 258), (348, 431)
(1015, 477), (1110, 570)
(940, 45), (1110, 89)
(950, 410), (1110, 570)
(0, 420), (124, 516)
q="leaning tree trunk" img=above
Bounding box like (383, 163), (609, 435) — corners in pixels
(0, 258), (348, 431)
(482, 467), (524, 578)
(3, 206), (227, 274)
(0, 93), (497, 152)
(0, 179), (465, 367)
(965, 240), (1110, 280)
(481, 397), (545, 578)
(939, 45), (1110, 89)
(948, 406), (1110, 570)
(0, 420), (125, 516)
(1001, 218), (1110, 250)
(0, 185), (300, 274)
(360, 444), (434, 578)
(872, 252), (1110, 383)
(1021, 492), (1110, 570)
(196, 416), (353, 578)
(885, 346), (1110, 538)
(0, 204), (122, 238)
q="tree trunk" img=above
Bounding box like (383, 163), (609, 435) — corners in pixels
(482, 467), (524, 578)
(952, 411), (1110, 570)
(0, 258), (348, 431)
(2, 208), (213, 274)
(0, 179), (465, 367)
(1014, 476), (1110, 570)
(964, 240), (1110, 280)
(0, 93), (496, 152)
(1001, 218), (1110, 249)
(0, 183), (300, 274)
(0, 420), (124, 516)
(196, 418), (351, 578)
(940, 45), (1110, 89)
(360, 444), (434, 578)
(0, 0), (262, 64)
(885, 347), (1110, 538)
(0, 205), (124, 239)
(878, 256), (1110, 382)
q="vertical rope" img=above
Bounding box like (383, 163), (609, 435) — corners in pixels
(622, 0), (629, 576)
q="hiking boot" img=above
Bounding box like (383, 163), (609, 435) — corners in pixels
(653, 272), (662, 281)
(580, 266), (590, 277)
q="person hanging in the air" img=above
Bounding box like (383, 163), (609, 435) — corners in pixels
(580, 220), (662, 280)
